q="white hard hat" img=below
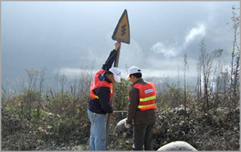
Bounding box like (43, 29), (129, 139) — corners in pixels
(127, 66), (141, 79)
(109, 67), (121, 83)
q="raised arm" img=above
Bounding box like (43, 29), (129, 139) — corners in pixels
(102, 41), (121, 71)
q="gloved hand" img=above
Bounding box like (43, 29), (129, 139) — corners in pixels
(124, 121), (131, 129)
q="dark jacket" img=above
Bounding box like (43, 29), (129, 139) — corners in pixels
(126, 78), (156, 125)
(88, 49), (117, 114)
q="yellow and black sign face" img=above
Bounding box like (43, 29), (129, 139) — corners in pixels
(112, 9), (130, 44)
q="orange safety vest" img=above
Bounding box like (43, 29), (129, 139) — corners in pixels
(133, 82), (157, 111)
(89, 69), (113, 102)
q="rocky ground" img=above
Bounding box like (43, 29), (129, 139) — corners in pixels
(2, 106), (240, 151)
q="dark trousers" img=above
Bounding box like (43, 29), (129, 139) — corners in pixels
(133, 121), (155, 150)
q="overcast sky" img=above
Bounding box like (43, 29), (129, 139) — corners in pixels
(1, 1), (240, 88)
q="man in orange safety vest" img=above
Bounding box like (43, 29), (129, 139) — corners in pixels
(125, 66), (157, 150)
(88, 41), (121, 151)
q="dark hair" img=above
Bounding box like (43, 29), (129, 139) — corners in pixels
(107, 71), (113, 75)
(130, 73), (142, 79)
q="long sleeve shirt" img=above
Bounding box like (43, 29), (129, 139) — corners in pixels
(88, 49), (117, 114)
(126, 78), (156, 125)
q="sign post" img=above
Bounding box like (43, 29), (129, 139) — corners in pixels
(106, 9), (130, 149)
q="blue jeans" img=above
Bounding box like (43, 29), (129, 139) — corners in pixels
(88, 109), (107, 150)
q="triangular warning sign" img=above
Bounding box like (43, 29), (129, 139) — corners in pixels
(112, 9), (130, 44)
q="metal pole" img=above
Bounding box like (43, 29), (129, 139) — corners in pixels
(106, 44), (121, 149)
(114, 45), (121, 67)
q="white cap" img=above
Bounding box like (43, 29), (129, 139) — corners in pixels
(109, 67), (121, 83)
(127, 66), (141, 79)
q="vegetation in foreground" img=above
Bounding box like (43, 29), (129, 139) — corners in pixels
(1, 77), (240, 150)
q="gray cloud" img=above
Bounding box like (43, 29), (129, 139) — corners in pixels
(2, 1), (239, 88)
